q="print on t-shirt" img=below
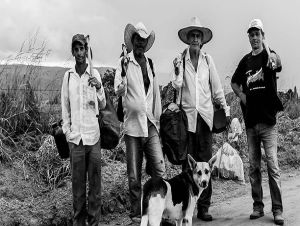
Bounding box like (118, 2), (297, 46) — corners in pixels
(246, 67), (265, 91)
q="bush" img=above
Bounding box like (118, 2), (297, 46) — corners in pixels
(285, 101), (300, 119)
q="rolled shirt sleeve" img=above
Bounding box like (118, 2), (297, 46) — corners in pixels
(207, 54), (230, 116)
(61, 71), (72, 141)
(93, 69), (106, 110)
(114, 58), (127, 97)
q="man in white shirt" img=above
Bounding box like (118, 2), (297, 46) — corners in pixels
(114, 22), (165, 225)
(171, 17), (230, 221)
(61, 34), (106, 226)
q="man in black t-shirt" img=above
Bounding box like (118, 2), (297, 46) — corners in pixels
(231, 19), (284, 225)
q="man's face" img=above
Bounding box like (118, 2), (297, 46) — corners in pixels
(72, 42), (87, 64)
(248, 29), (264, 50)
(188, 30), (203, 49)
(132, 33), (148, 55)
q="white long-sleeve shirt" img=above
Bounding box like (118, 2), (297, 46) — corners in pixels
(171, 49), (230, 132)
(61, 64), (106, 145)
(114, 52), (162, 137)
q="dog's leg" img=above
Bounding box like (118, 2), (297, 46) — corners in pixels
(175, 219), (183, 226)
(182, 217), (192, 226)
(140, 215), (148, 226)
(147, 195), (165, 226)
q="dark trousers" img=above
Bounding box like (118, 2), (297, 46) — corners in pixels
(124, 122), (165, 219)
(183, 113), (212, 212)
(246, 123), (283, 213)
(69, 140), (102, 226)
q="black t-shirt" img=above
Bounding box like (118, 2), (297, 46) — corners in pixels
(231, 49), (283, 128)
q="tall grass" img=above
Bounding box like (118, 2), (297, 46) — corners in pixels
(0, 35), (70, 188)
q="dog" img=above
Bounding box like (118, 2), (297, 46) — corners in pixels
(140, 154), (217, 226)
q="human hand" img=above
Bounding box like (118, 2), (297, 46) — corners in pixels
(267, 52), (278, 70)
(88, 76), (101, 90)
(121, 56), (129, 73)
(173, 57), (182, 75)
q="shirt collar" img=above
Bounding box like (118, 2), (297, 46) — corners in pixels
(128, 51), (149, 66)
(70, 63), (91, 76)
(185, 47), (205, 62)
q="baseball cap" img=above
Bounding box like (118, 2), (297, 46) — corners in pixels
(71, 34), (87, 46)
(247, 19), (264, 33)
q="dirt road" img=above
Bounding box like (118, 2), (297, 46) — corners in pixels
(101, 171), (300, 226)
(193, 172), (300, 226)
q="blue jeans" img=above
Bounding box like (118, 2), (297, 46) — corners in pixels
(124, 121), (165, 219)
(246, 123), (283, 214)
(69, 140), (101, 226)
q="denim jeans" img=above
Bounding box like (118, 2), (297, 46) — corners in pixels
(182, 113), (213, 212)
(246, 123), (283, 213)
(69, 140), (101, 226)
(124, 121), (165, 219)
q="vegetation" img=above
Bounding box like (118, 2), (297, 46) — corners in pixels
(0, 41), (299, 225)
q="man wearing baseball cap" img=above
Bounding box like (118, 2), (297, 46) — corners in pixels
(231, 19), (284, 225)
(61, 34), (106, 225)
(171, 16), (230, 221)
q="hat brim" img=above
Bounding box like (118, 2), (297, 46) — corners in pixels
(178, 26), (212, 45)
(247, 26), (263, 33)
(124, 24), (155, 52)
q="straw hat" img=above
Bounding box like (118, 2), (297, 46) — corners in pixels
(124, 22), (155, 52)
(178, 17), (212, 45)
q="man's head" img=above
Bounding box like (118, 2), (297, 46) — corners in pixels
(178, 16), (212, 47)
(131, 32), (148, 56)
(187, 29), (203, 50)
(71, 34), (87, 64)
(247, 19), (265, 51)
(124, 22), (155, 54)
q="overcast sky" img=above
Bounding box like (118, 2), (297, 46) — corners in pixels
(1, 0), (299, 90)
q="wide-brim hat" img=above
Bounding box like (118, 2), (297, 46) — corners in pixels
(178, 17), (213, 45)
(124, 22), (155, 52)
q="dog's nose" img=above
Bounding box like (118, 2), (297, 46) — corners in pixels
(201, 181), (207, 188)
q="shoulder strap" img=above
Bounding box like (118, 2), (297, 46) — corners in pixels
(68, 71), (71, 85)
(148, 58), (155, 77)
(121, 57), (127, 77)
(67, 71), (72, 126)
(205, 53), (213, 100)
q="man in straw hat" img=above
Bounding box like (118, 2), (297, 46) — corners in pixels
(114, 22), (165, 225)
(171, 16), (230, 221)
(231, 19), (284, 225)
(61, 34), (106, 225)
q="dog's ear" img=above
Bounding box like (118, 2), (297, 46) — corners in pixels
(187, 154), (197, 170)
(208, 155), (217, 169)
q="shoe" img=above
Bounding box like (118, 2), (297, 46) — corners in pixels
(250, 210), (264, 219)
(274, 212), (284, 225)
(197, 210), (213, 221)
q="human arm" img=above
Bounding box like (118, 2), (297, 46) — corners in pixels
(207, 54), (230, 117)
(114, 58), (127, 97)
(91, 69), (106, 110)
(231, 57), (247, 105)
(171, 54), (184, 90)
(61, 71), (72, 141)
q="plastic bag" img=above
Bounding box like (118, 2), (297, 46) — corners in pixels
(212, 142), (245, 184)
